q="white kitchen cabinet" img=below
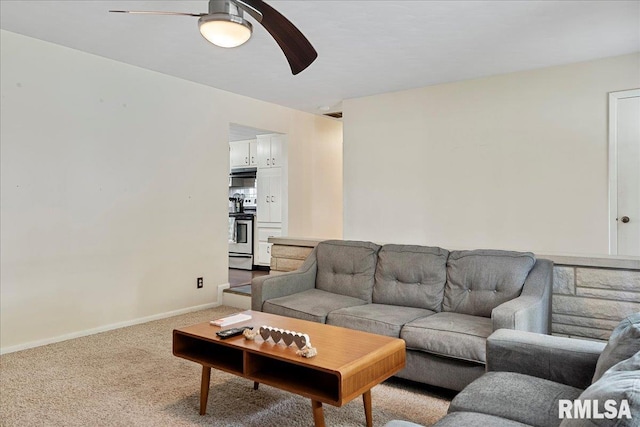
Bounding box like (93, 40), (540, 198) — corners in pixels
(254, 134), (285, 268)
(249, 140), (258, 167)
(257, 227), (281, 266)
(230, 141), (248, 169)
(257, 134), (283, 168)
(229, 139), (257, 169)
(257, 242), (270, 266)
(257, 168), (282, 223)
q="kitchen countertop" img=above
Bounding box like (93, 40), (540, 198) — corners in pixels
(229, 212), (256, 219)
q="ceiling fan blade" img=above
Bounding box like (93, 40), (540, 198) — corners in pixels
(236, 0), (317, 75)
(109, 10), (206, 17)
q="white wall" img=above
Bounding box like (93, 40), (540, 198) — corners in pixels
(0, 30), (342, 351)
(343, 53), (640, 255)
(288, 118), (344, 238)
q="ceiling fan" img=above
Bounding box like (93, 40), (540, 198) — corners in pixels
(110, 0), (317, 75)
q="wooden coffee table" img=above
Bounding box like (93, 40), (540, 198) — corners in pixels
(173, 310), (406, 426)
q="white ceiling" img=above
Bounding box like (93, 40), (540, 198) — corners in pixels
(1, 1), (639, 115)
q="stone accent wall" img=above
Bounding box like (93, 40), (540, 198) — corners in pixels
(270, 244), (313, 272)
(552, 266), (640, 340)
(270, 239), (640, 341)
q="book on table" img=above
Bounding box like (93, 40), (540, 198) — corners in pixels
(210, 313), (252, 327)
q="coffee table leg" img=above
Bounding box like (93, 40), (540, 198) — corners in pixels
(253, 381), (259, 390)
(311, 400), (325, 427)
(363, 390), (372, 427)
(200, 366), (211, 415)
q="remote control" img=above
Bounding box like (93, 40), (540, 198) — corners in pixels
(216, 326), (253, 339)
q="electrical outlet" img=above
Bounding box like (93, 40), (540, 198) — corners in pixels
(197, 277), (203, 289)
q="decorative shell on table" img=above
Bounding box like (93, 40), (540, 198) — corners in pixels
(296, 346), (318, 358)
(243, 328), (258, 340)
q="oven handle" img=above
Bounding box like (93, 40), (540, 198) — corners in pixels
(229, 253), (253, 258)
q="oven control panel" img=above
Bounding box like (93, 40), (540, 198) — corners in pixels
(243, 197), (257, 208)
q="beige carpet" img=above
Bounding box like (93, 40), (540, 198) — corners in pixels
(0, 306), (451, 426)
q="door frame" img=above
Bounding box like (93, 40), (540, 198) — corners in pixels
(608, 88), (640, 255)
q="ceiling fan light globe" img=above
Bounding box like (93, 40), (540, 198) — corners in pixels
(198, 14), (252, 48)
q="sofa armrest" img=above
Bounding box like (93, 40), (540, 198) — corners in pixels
(487, 329), (605, 389)
(251, 249), (318, 311)
(491, 295), (545, 332)
(491, 258), (553, 333)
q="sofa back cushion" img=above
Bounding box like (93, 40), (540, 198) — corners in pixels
(443, 249), (536, 317)
(562, 351), (640, 427)
(315, 240), (381, 302)
(592, 312), (640, 383)
(373, 245), (449, 311)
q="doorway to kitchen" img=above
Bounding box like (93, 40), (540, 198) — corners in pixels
(227, 123), (288, 288)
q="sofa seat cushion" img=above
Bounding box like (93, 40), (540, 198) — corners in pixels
(592, 312), (640, 382)
(262, 288), (367, 323)
(315, 240), (381, 302)
(434, 412), (532, 427)
(373, 245), (449, 311)
(327, 304), (435, 337)
(443, 249), (535, 317)
(401, 312), (493, 363)
(449, 372), (583, 427)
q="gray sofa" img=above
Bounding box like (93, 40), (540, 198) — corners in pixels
(252, 240), (553, 391)
(386, 312), (640, 427)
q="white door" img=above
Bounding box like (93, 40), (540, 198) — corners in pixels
(609, 89), (640, 256)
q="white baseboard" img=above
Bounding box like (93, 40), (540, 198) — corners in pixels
(0, 301), (222, 355)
